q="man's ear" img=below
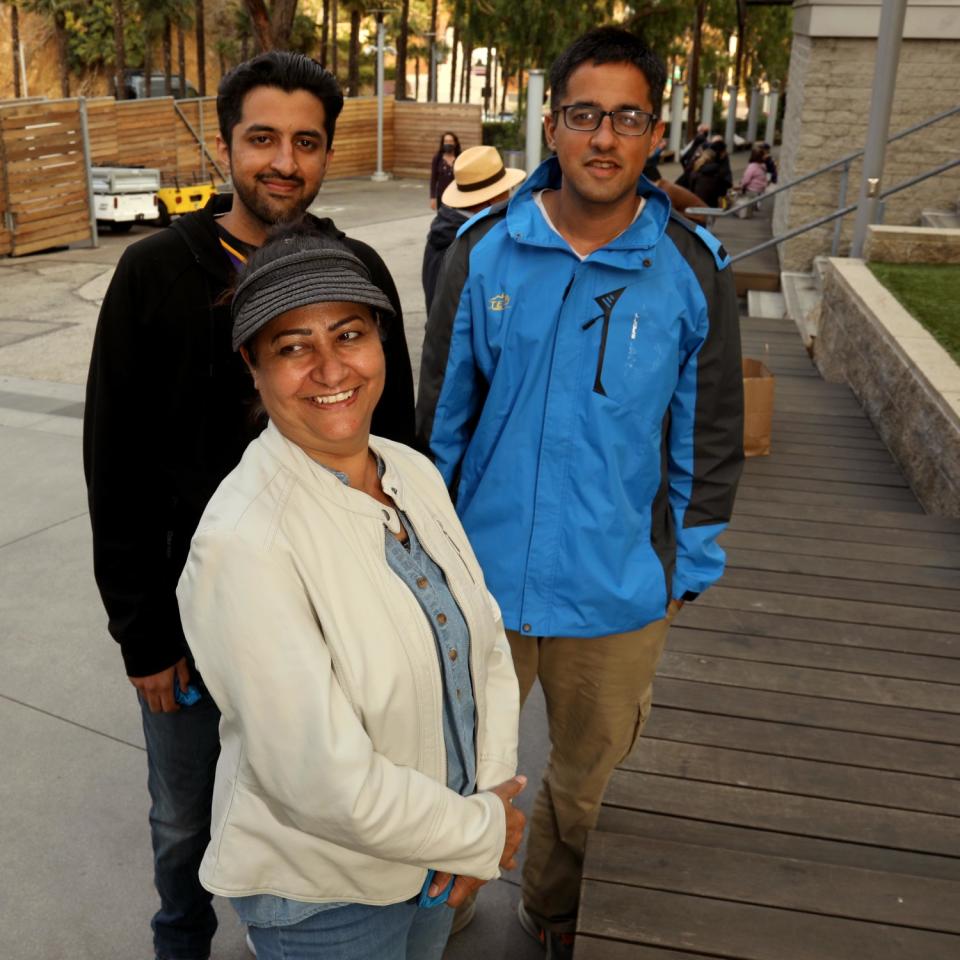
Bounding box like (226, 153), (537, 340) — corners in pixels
(216, 133), (230, 171)
(543, 112), (557, 152)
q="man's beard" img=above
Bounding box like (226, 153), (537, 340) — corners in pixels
(231, 167), (316, 227)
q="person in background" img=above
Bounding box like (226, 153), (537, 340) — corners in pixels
(422, 145), (526, 313)
(676, 122), (709, 187)
(642, 152), (707, 224)
(760, 141), (779, 183)
(177, 224), (525, 960)
(417, 26), (743, 958)
(83, 51), (415, 960)
(735, 145), (770, 218)
(689, 137), (733, 209)
(430, 131), (462, 210)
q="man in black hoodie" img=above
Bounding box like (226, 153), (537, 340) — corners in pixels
(83, 52), (414, 960)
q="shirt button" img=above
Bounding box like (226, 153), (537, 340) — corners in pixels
(437, 613), (448, 625)
(643, 258), (652, 268)
(448, 648), (458, 661)
(416, 576), (428, 589)
(522, 623), (532, 632)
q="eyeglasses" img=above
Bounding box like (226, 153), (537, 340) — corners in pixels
(556, 105), (658, 137)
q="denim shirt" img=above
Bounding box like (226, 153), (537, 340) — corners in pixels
(233, 460), (477, 928)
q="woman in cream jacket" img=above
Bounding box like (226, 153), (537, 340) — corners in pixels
(176, 224), (524, 960)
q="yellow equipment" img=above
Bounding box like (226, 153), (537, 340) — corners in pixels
(156, 181), (218, 226)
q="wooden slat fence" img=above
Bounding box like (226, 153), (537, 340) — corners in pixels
(0, 98), (93, 256)
(393, 101), (482, 179)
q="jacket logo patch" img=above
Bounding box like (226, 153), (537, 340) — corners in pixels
(489, 293), (511, 312)
(586, 287), (626, 397)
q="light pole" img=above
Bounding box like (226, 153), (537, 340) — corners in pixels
(525, 69), (545, 176)
(372, 10), (389, 182)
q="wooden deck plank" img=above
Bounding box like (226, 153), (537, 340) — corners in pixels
(654, 678), (960, 743)
(595, 807), (960, 881)
(576, 883), (960, 959)
(735, 485), (924, 514)
(737, 473), (918, 502)
(582, 833), (960, 934)
(575, 940), (712, 960)
(643, 708), (960, 779)
(622, 739), (960, 815)
(743, 459), (908, 487)
(722, 530), (960, 572)
(697, 585), (960, 632)
(668, 627), (960, 684)
(658, 650), (960, 712)
(768, 440), (901, 463)
(675, 605), (960, 656)
(718, 567), (960, 611)
(604, 770), (960, 856)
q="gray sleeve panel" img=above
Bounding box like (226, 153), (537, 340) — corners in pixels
(415, 211), (504, 455)
(665, 218), (745, 528)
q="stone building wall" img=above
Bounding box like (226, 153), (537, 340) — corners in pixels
(774, 4), (960, 271)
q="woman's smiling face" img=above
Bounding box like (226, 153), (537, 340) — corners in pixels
(242, 301), (385, 462)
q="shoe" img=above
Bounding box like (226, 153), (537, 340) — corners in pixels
(245, 931), (257, 956)
(517, 901), (575, 959)
(450, 891), (478, 935)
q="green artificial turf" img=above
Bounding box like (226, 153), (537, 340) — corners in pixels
(868, 262), (960, 365)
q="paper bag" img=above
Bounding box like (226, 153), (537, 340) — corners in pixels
(742, 358), (775, 458)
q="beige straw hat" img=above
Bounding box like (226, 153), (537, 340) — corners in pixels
(441, 145), (527, 208)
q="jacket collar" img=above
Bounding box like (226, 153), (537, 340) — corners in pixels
(258, 420), (408, 524)
(505, 155), (671, 260)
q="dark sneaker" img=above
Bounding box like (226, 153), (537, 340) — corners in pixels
(517, 901), (575, 960)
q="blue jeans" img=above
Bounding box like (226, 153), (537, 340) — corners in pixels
(139, 684), (221, 959)
(245, 899), (455, 960)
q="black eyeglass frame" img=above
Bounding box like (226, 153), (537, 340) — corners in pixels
(554, 104), (659, 137)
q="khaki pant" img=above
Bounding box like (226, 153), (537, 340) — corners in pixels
(507, 606), (676, 932)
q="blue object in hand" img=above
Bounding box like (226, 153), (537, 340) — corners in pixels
(417, 870), (454, 908)
(174, 677), (202, 707)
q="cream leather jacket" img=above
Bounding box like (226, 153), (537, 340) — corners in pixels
(176, 421), (519, 905)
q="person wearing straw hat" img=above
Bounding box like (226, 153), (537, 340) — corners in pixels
(176, 222), (526, 960)
(422, 146), (526, 313)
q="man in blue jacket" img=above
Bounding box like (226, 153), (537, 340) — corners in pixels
(416, 27), (743, 957)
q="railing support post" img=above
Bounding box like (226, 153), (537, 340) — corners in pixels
(832, 160), (851, 256)
(525, 69), (545, 176)
(851, 0), (908, 258)
(668, 81), (685, 160)
(724, 84), (737, 153)
(746, 86), (762, 143)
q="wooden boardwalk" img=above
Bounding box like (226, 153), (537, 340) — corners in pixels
(577, 316), (960, 959)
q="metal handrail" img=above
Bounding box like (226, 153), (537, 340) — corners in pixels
(728, 156), (960, 264)
(686, 103), (960, 222)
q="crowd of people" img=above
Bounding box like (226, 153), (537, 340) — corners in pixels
(84, 26), (744, 960)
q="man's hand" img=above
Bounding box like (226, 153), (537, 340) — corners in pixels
(129, 657), (191, 714)
(433, 774), (528, 909)
(430, 197), (438, 211)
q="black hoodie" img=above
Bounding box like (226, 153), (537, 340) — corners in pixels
(83, 195), (415, 676)
(421, 205), (470, 313)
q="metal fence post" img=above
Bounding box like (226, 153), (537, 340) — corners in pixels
(668, 81), (685, 159)
(831, 160), (851, 256)
(525, 69), (545, 176)
(372, 12), (389, 182)
(77, 97), (99, 249)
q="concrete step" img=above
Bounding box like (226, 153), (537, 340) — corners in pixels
(746, 289), (786, 319)
(781, 270), (821, 350)
(920, 209), (960, 229)
(812, 255), (831, 292)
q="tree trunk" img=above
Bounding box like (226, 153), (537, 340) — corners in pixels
(414, 56), (420, 101)
(347, 8), (360, 96)
(244, 0), (273, 52)
(112, 0), (126, 99)
(163, 17), (173, 96)
(483, 46), (491, 117)
(463, 40), (473, 104)
(54, 11), (70, 98)
(448, 23), (458, 102)
(196, 0), (207, 95)
(491, 48), (497, 117)
(394, 0), (408, 98)
(144, 40), (153, 97)
(500, 57), (509, 115)
(270, 0), (299, 49)
(320, 0), (329, 67)
(178, 22), (186, 91)
(330, 0), (338, 79)
(686, 0), (705, 141)
(427, 0), (439, 101)
(734, 0), (746, 90)
(11, 3), (21, 98)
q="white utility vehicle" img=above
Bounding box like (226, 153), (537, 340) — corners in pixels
(91, 166), (161, 233)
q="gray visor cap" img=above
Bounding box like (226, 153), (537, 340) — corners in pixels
(231, 248), (397, 351)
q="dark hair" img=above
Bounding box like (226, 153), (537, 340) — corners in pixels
(749, 145), (765, 163)
(549, 26), (667, 117)
(435, 130), (462, 157)
(217, 51), (344, 149)
(238, 220), (386, 364)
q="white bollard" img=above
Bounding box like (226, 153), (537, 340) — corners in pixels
(668, 81), (685, 160)
(525, 69), (545, 176)
(701, 84), (714, 133)
(746, 86), (762, 144)
(724, 84), (737, 153)
(764, 88), (780, 146)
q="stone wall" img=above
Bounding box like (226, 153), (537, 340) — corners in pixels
(775, 27), (960, 271)
(863, 225), (960, 264)
(814, 258), (960, 515)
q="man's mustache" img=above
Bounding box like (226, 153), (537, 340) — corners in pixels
(256, 172), (305, 186)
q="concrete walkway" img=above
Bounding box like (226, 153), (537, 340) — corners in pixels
(0, 178), (547, 960)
